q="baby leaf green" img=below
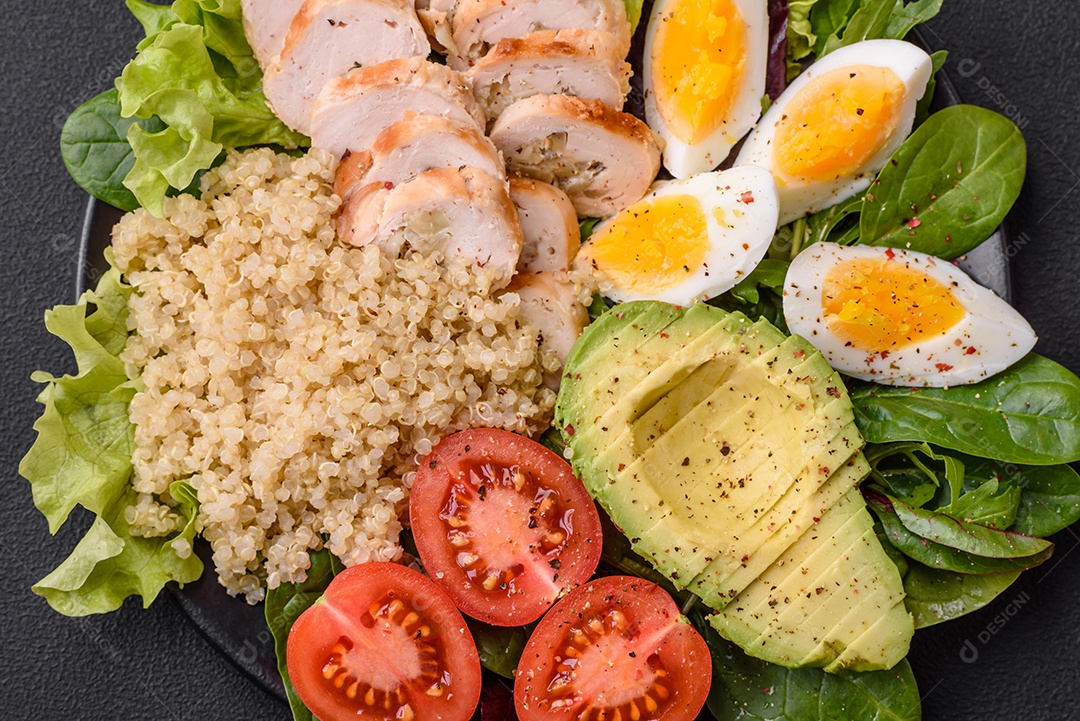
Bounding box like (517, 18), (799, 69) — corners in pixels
(859, 104), (1026, 259)
(850, 354), (1080, 466)
(698, 615), (922, 721)
(888, 494), (1052, 559)
(902, 561), (1020, 628)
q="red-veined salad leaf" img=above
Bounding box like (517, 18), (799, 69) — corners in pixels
(767, 0), (790, 99)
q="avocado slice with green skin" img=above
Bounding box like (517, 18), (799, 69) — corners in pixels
(557, 300), (913, 672)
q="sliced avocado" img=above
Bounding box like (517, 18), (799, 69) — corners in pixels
(709, 490), (912, 671)
(557, 300), (913, 672)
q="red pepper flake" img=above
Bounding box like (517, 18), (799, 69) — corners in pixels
(908, 218), (922, 229)
(935, 363), (954, 371)
(966, 346), (977, 355)
(793, 349), (805, 358)
(740, 190), (755, 204)
(826, 387), (841, 398)
(383, 181), (394, 190)
(618, 463), (626, 472)
(658, 332), (669, 338)
(884, 248), (896, 259)
(564, 423), (575, 437)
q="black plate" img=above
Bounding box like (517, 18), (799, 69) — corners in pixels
(76, 24), (1014, 711)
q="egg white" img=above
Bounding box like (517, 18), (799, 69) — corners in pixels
(644, 0), (768, 179)
(736, 39), (934, 225)
(784, 243), (1037, 387)
(582, 165), (779, 305)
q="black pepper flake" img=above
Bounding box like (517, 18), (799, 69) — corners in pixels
(477, 484), (487, 500)
(549, 559), (561, 570)
(428, 460), (438, 469)
(682, 457), (690, 466)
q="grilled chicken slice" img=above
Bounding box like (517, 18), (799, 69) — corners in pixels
(490, 94), (662, 218)
(507, 271), (589, 377)
(448, 0), (631, 70)
(241, 0), (306, 69)
(338, 167), (523, 288)
(311, 57), (486, 158)
(467, 29), (632, 123)
(415, 0), (457, 53)
(509, 177), (580, 274)
(334, 115), (504, 203)
(262, 0), (430, 134)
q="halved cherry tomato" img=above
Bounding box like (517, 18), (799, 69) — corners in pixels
(410, 428), (603, 627)
(515, 576), (711, 721)
(287, 562), (481, 721)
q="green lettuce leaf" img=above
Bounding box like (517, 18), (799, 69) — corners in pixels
(115, 0), (307, 215)
(20, 263), (136, 533)
(22, 260), (204, 616)
(622, 0), (645, 32)
(788, 0), (820, 62)
(32, 482), (202, 617)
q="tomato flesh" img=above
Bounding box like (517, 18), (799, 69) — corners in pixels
(515, 576), (711, 721)
(287, 562), (481, 721)
(411, 429), (603, 626)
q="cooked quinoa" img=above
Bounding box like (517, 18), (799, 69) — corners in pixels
(112, 147), (559, 602)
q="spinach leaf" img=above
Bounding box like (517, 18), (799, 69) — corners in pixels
(805, 194), (863, 246)
(728, 259), (790, 305)
(865, 491), (1053, 574)
(887, 493), (1052, 559)
(903, 561), (1020, 628)
(821, 0), (899, 54)
(859, 105), (1026, 259)
(959, 456), (1080, 538)
(809, 0), (861, 55)
(265, 548), (343, 721)
(467, 619), (529, 679)
(819, 0), (943, 55)
(587, 293), (610, 323)
(940, 477), (1021, 530)
(697, 616), (921, 721)
(849, 354), (1080, 466)
(579, 217), (601, 242)
(60, 89), (166, 212)
(913, 50), (948, 128)
(884, 0), (945, 40)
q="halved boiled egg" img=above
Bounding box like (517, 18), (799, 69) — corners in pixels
(736, 39), (933, 224)
(577, 165), (779, 305)
(644, 0), (768, 179)
(784, 243), (1037, 387)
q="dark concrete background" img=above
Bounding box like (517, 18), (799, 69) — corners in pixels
(2, 2), (1078, 719)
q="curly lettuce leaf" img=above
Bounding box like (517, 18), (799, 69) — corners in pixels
(20, 264), (136, 533)
(22, 261), (204, 616)
(787, 0), (819, 62)
(116, 0), (307, 215)
(32, 482), (202, 617)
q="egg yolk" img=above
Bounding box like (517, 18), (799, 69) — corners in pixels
(584, 195), (710, 294)
(775, 65), (906, 182)
(822, 257), (966, 354)
(653, 0), (747, 144)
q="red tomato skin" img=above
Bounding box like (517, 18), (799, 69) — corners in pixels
(287, 562), (481, 721)
(514, 576), (712, 721)
(410, 428), (603, 627)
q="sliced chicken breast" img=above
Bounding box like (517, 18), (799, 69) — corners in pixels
(467, 29), (632, 123)
(338, 167), (523, 288)
(334, 115), (504, 203)
(509, 177), (581, 274)
(507, 271), (589, 379)
(311, 57), (486, 158)
(415, 0), (457, 53)
(490, 94), (663, 218)
(241, 0), (307, 69)
(262, 0), (430, 134)
(448, 0), (631, 70)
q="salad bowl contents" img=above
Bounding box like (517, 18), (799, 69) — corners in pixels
(28, 0), (1080, 719)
